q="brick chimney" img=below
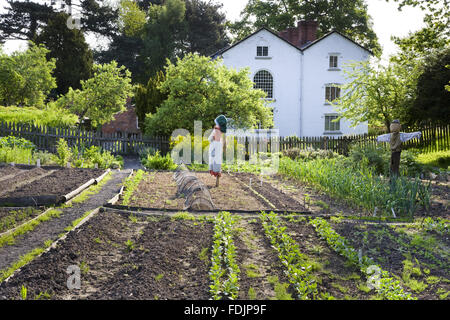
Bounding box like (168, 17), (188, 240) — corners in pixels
(279, 21), (318, 48)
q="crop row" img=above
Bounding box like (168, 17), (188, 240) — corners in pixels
(279, 157), (431, 217)
(209, 211), (240, 300)
(259, 212), (318, 299)
(310, 217), (416, 300)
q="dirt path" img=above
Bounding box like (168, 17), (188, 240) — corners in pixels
(0, 169), (131, 272)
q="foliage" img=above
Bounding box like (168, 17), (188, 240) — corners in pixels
(56, 61), (133, 128)
(406, 47), (450, 126)
(0, 104), (79, 128)
(141, 151), (177, 170)
(260, 212), (318, 299)
(0, 136), (35, 150)
(122, 170), (147, 206)
(56, 138), (72, 167)
(0, 0), (119, 42)
(209, 211), (240, 300)
(421, 217), (449, 236)
(0, 146), (33, 164)
(0, 42), (56, 107)
(118, 0), (147, 37)
(34, 12), (93, 97)
(279, 156), (431, 217)
(72, 145), (123, 169)
(282, 147), (339, 161)
(335, 59), (419, 132)
(310, 217), (416, 300)
(140, 0), (187, 79)
(145, 53), (273, 136)
(134, 70), (167, 131)
(229, 0), (381, 55)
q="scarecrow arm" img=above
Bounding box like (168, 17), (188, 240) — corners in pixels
(400, 132), (421, 142)
(377, 134), (391, 143)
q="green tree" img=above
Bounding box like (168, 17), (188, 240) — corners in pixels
(35, 12), (93, 97)
(144, 53), (273, 136)
(140, 0), (187, 80)
(118, 0), (147, 37)
(56, 61), (134, 128)
(0, 42), (56, 107)
(0, 0), (119, 43)
(334, 59), (419, 132)
(134, 70), (167, 132)
(230, 0), (381, 56)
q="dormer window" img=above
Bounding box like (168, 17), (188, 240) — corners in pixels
(257, 46), (269, 57)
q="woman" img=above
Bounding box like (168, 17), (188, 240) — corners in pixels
(208, 115), (227, 183)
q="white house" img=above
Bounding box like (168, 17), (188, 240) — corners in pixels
(212, 21), (371, 137)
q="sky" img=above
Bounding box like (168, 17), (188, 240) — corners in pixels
(1, 0), (427, 62)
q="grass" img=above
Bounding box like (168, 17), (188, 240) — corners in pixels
(267, 275), (293, 300)
(70, 171), (113, 204)
(0, 209), (62, 248)
(415, 150), (450, 169)
(0, 239), (53, 282)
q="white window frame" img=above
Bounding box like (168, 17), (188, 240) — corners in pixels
(324, 114), (341, 133)
(327, 53), (341, 71)
(253, 69), (274, 100)
(324, 84), (341, 104)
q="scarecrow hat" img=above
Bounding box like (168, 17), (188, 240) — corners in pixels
(214, 115), (227, 133)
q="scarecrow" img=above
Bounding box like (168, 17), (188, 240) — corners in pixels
(377, 120), (421, 178)
(208, 115), (227, 187)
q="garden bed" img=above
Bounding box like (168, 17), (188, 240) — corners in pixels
(0, 168), (106, 207)
(0, 207), (43, 234)
(330, 220), (450, 300)
(119, 171), (309, 213)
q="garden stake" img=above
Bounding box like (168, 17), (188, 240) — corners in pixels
(36, 159), (40, 168)
(216, 175), (220, 187)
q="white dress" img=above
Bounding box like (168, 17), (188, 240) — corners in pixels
(208, 129), (223, 173)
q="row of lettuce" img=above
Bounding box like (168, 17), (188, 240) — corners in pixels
(208, 211), (416, 300)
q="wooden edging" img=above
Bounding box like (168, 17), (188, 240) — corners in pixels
(0, 207), (54, 239)
(62, 169), (110, 202)
(107, 169), (133, 205)
(1, 175), (123, 284)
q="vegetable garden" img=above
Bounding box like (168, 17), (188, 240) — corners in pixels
(0, 155), (447, 300)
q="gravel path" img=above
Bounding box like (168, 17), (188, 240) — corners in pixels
(0, 169), (131, 271)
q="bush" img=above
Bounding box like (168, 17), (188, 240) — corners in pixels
(0, 136), (36, 150)
(56, 138), (72, 167)
(0, 146), (33, 164)
(72, 145), (123, 169)
(141, 151), (176, 170)
(349, 144), (389, 175)
(282, 147), (339, 161)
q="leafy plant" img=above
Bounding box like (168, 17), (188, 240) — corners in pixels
(121, 170), (147, 206)
(20, 285), (27, 300)
(209, 211), (240, 300)
(260, 212), (318, 300)
(141, 151), (177, 170)
(310, 217), (415, 300)
(56, 138), (72, 167)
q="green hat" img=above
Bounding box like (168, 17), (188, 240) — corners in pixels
(214, 115), (227, 133)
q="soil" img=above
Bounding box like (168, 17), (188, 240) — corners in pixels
(284, 218), (373, 299)
(0, 170), (131, 272)
(1, 168), (105, 198)
(0, 210), (214, 300)
(0, 168), (55, 197)
(123, 171), (270, 211)
(232, 172), (308, 212)
(234, 218), (296, 300)
(332, 221), (450, 300)
(416, 180), (449, 218)
(0, 166), (23, 181)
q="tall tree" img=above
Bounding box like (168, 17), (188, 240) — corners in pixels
(229, 0), (381, 56)
(0, 0), (119, 43)
(35, 12), (93, 97)
(56, 61), (134, 128)
(0, 42), (57, 107)
(334, 60), (419, 132)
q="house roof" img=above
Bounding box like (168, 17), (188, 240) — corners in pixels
(210, 27), (373, 59)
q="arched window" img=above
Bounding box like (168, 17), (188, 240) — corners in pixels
(253, 70), (273, 99)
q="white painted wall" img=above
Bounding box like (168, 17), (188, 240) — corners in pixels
(220, 30), (370, 137)
(302, 32), (369, 137)
(221, 29), (302, 137)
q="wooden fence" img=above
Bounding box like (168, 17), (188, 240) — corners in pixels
(0, 121), (448, 156)
(0, 122), (170, 155)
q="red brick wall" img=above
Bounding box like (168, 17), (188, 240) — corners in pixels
(102, 104), (141, 135)
(279, 21), (318, 48)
